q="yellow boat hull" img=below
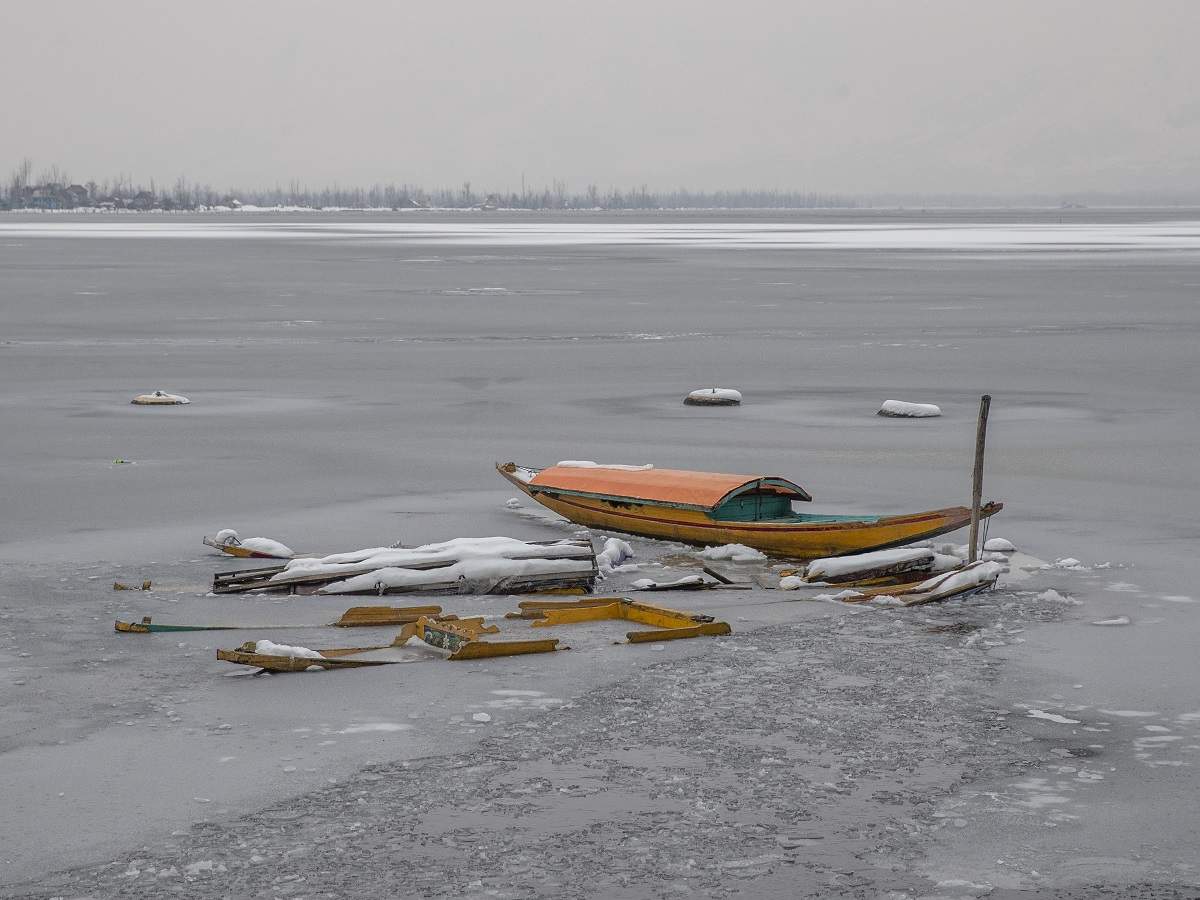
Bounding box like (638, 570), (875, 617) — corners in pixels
(498, 464), (1000, 559)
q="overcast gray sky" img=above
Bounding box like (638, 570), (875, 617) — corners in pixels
(5, 0), (1199, 195)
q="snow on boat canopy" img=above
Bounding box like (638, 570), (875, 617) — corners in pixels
(497, 462), (1002, 559)
(684, 388), (742, 406)
(131, 390), (190, 406)
(877, 399), (941, 418)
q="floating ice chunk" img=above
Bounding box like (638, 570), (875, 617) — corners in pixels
(778, 575), (805, 591)
(472, 712), (492, 723)
(684, 387), (742, 405)
(870, 594), (903, 606)
(504, 498), (523, 509)
(1051, 557), (1088, 570)
(1027, 709), (1081, 725)
(983, 537), (1016, 552)
(698, 543), (767, 562)
(1091, 615), (1132, 626)
(254, 640), (321, 659)
(556, 460), (654, 471)
(877, 399), (941, 418)
(814, 588), (866, 602)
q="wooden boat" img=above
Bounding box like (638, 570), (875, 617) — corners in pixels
(497, 462), (1001, 560)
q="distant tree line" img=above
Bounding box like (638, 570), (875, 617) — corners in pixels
(4, 157), (1200, 211)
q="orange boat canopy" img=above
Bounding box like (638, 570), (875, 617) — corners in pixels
(528, 465), (812, 510)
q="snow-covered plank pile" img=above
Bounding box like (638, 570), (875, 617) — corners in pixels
(803, 547), (959, 584)
(877, 399), (941, 418)
(212, 536), (597, 596)
(683, 388), (742, 406)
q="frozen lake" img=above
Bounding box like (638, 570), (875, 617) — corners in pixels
(1, 211), (1198, 897)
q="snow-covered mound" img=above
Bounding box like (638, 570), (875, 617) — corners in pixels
(131, 390), (190, 405)
(778, 575), (806, 591)
(684, 388), (742, 406)
(254, 640), (321, 659)
(596, 537), (634, 574)
(209, 529), (295, 559)
(983, 537), (1016, 552)
(877, 399), (941, 418)
(697, 543), (767, 562)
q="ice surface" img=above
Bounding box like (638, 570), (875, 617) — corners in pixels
(5, 211), (1200, 894)
(878, 399), (942, 417)
(630, 575), (704, 589)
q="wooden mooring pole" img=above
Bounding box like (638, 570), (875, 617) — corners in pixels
(968, 394), (992, 563)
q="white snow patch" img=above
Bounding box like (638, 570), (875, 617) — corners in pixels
(556, 460), (654, 471)
(1091, 615), (1132, 626)
(777, 575), (806, 591)
(983, 537), (1016, 552)
(698, 543), (767, 562)
(878, 399), (941, 417)
(596, 537), (634, 574)
(253, 640), (321, 659)
(131, 390), (190, 405)
(504, 498), (523, 508)
(472, 712), (492, 723)
(1097, 709), (1159, 718)
(1027, 709), (1081, 725)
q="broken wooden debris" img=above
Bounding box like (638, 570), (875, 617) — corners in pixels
(527, 597), (731, 642)
(215, 613), (563, 672)
(113, 580), (152, 591)
(115, 605), (446, 634)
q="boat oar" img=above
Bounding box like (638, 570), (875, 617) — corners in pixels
(114, 604), (446, 634)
